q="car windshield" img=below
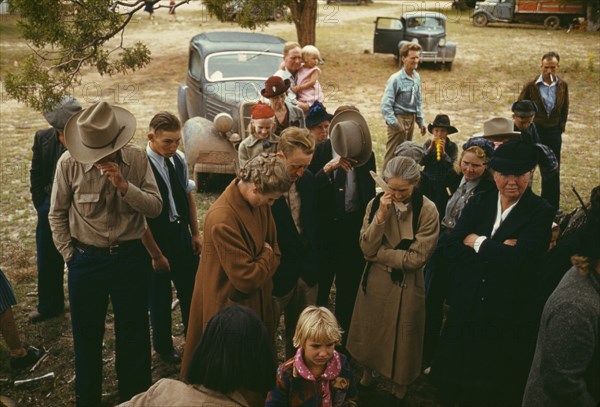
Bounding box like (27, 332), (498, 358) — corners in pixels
(205, 51), (283, 82)
(405, 17), (445, 32)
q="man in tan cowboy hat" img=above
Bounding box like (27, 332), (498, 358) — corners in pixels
(308, 108), (376, 349)
(476, 116), (521, 144)
(48, 101), (162, 406)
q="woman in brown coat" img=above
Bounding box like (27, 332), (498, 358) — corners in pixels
(346, 157), (439, 401)
(181, 153), (291, 378)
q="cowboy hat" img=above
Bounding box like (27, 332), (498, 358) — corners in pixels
(474, 117), (520, 142)
(43, 96), (82, 131)
(64, 101), (137, 164)
(329, 109), (372, 167)
(427, 114), (458, 135)
(488, 140), (537, 175)
(261, 76), (290, 98)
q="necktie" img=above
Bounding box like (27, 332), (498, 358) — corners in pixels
(165, 158), (188, 221)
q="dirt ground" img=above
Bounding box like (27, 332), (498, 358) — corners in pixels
(0, 1), (599, 406)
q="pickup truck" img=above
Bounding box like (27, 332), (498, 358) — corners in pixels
(472, 0), (585, 29)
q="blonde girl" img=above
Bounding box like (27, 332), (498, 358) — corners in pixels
(266, 306), (357, 407)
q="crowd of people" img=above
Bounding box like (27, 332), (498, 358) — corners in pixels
(1, 40), (598, 407)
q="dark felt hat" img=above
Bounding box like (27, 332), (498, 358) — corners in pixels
(261, 76), (290, 98)
(463, 137), (495, 159)
(512, 100), (538, 118)
(427, 114), (458, 135)
(488, 140), (537, 175)
(43, 97), (82, 131)
(306, 101), (334, 129)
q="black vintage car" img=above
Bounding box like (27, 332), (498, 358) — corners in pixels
(373, 11), (457, 70)
(177, 31), (285, 190)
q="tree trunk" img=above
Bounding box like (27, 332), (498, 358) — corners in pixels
(288, 0), (318, 46)
(587, 2), (600, 31)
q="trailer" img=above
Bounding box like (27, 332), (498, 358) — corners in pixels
(472, 0), (585, 29)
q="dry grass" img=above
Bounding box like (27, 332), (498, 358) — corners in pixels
(0, 2), (599, 406)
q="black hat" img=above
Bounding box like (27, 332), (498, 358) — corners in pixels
(488, 140), (537, 175)
(306, 101), (334, 129)
(427, 114), (458, 135)
(512, 100), (538, 118)
(463, 137), (495, 159)
(43, 97), (82, 131)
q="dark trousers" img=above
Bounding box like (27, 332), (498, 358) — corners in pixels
(423, 228), (451, 366)
(35, 196), (65, 315)
(538, 126), (562, 209)
(68, 241), (151, 406)
(147, 221), (199, 354)
(317, 211), (365, 347)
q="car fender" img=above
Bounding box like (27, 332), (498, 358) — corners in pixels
(183, 116), (238, 175)
(471, 9), (496, 22)
(443, 42), (457, 60)
(177, 85), (189, 123)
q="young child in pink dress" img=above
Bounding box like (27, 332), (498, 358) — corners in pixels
(292, 45), (324, 111)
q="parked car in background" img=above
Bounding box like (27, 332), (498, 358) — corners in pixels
(177, 31), (285, 191)
(373, 11), (457, 70)
(471, 0), (585, 29)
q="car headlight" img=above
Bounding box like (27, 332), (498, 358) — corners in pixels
(439, 38), (446, 47)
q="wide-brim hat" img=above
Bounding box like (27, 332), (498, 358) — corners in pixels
(488, 140), (537, 175)
(64, 101), (137, 164)
(474, 117), (521, 142)
(261, 76), (290, 98)
(427, 114), (458, 135)
(306, 101), (334, 129)
(329, 110), (372, 167)
(43, 96), (82, 131)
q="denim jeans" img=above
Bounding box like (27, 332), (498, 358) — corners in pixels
(67, 241), (151, 406)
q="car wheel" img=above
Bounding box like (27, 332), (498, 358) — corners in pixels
(472, 13), (488, 27)
(445, 62), (453, 71)
(544, 15), (561, 30)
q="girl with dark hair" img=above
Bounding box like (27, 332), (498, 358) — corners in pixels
(119, 305), (276, 406)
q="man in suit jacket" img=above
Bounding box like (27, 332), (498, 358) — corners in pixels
(141, 112), (201, 364)
(308, 109), (376, 348)
(519, 51), (569, 210)
(431, 140), (555, 407)
(29, 97), (82, 323)
(272, 127), (318, 358)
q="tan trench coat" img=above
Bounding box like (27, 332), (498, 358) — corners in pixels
(181, 180), (281, 377)
(347, 195), (439, 385)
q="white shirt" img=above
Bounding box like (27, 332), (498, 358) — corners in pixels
(473, 194), (521, 253)
(146, 143), (195, 222)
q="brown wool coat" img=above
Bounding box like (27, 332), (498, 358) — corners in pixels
(347, 196), (439, 386)
(181, 180), (281, 377)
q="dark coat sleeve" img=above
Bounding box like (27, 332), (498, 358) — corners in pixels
(30, 130), (49, 208)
